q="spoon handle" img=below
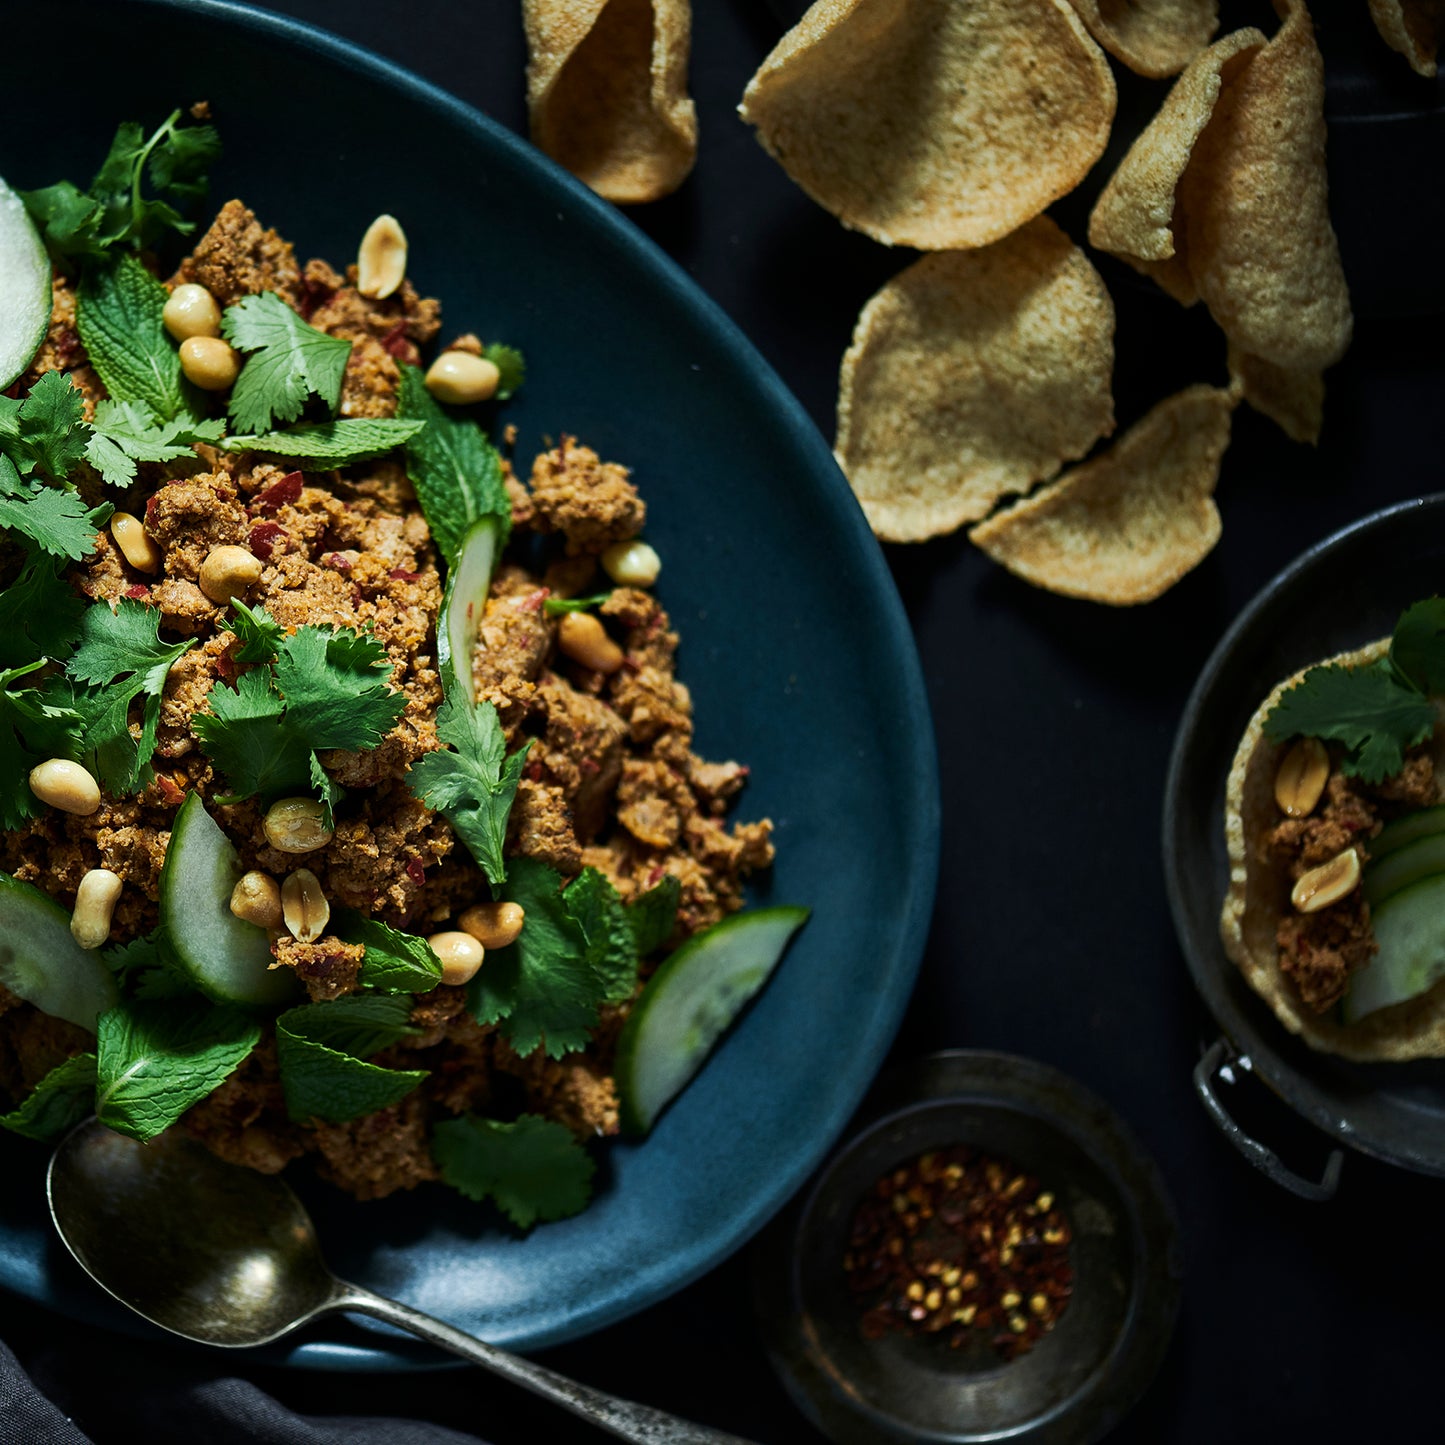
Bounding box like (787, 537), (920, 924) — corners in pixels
(326, 1284), (758, 1444)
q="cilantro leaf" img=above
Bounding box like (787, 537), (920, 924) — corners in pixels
(0, 454), (111, 561)
(333, 909), (445, 994)
(101, 929), (190, 999)
(0, 544), (86, 670)
(222, 292), (352, 434)
(77, 253), (190, 421)
(483, 344), (526, 402)
(0, 1053), (98, 1142)
(1264, 658), (1437, 785)
(95, 995), (261, 1143)
(227, 598), (285, 664)
(219, 418), (425, 468)
(85, 399), (223, 487)
(275, 995), (427, 1124)
(627, 873), (680, 958)
(0, 663), (85, 830)
(0, 372), (90, 483)
(194, 667), (313, 799)
(396, 363), (511, 562)
(271, 624), (405, 750)
(542, 592), (610, 617)
(1390, 598), (1445, 696)
(467, 858), (606, 1058)
(432, 1113), (594, 1228)
(564, 867), (640, 1003)
(406, 692), (531, 887)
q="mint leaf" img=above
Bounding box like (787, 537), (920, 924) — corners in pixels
(0, 1053), (97, 1142)
(482, 344), (526, 402)
(0, 663), (84, 830)
(222, 292), (352, 434)
(396, 363), (511, 562)
(227, 598), (285, 664)
(628, 874), (680, 958)
(95, 996), (261, 1143)
(432, 1114), (594, 1228)
(0, 544), (85, 670)
(77, 253), (190, 421)
(220, 418), (425, 468)
(0, 454), (111, 561)
(406, 692), (530, 887)
(542, 593), (610, 617)
(1264, 657), (1436, 785)
(467, 858), (605, 1059)
(85, 399), (223, 486)
(564, 867), (639, 1004)
(333, 909), (444, 994)
(276, 995), (426, 1124)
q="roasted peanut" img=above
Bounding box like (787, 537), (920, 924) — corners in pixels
(110, 512), (163, 573)
(199, 544), (263, 604)
(427, 930), (486, 986)
(1275, 737), (1330, 818)
(557, 611), (624, 674)
(601, 539), (661, 588)
(424, 350), (500, 405)
(458, 901), (526, 950)
(230, 870), (284, 930)
(71, 868), (122, 950)
(162, 282), (222, 341)
(1291, 847), (1362, 913)
(282, 868), (330, 943)
(263, 797), (334, 853)
(357, 214), (408, 299)
(178, 335), (241, 391)
(29, 758), (101, 816)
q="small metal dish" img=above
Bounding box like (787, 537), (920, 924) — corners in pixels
(751, 1051), (1180, 1445)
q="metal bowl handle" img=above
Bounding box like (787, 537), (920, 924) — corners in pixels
(1193, 1038), (1344, 1201)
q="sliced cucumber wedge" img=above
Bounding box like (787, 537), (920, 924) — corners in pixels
(0, 872), (118, 1032)
(1369, 806), (1445, 862)
(1365, 831), (1445, 907)
(616, 905), (809, 1136)
(0, 174), (51, 390)
(1343, 872), (1445, 1024)
(159, 792), (297, 1007)
(438, 516), (501, 699)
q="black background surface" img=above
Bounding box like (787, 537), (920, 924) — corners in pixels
(5, 2), (1445, 1441)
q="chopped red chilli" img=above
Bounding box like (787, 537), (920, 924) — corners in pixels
(843, 1145), (1072, 1361)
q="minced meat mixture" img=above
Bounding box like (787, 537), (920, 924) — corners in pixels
(1264, 750), (1436, 1013)
(0, 201), (774, 1200)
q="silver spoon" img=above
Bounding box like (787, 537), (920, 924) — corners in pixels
(48, 1118), (754, 1445)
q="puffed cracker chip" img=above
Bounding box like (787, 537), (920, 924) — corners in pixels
(523, 0), (697, 204)
(1369, 0), (1441, 77)
(834, 217), (1116, 544)
(1228, 346), (1324, 445)
(739, 0), (1115, 250)
(1066, 0), (1219, 78)
(969, 385), (1236, 605)
(1088, 27), (1267, 305)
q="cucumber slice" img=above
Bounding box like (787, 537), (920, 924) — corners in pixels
(616, 905), (809, 1136)
(1369, 806), (1445, 861)
(0, 872), (118, 1032)
(438, 516), (500, 698)
(1365, 831), (1445, 906)
(159, 792), (296, 1007)
(0, 174), (51, 390)
(1343, 872), (1445, 1023)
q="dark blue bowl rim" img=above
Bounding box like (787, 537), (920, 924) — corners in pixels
(1, 0), (942, 1370)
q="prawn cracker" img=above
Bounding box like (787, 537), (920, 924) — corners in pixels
(834, 217), (1116, 543)
(1066, 0), (1219, 78)
(523, 0), (697, 204)
(1368, 0), (1442, 77)
(739, 0), (1115, 250)
(969, 385), (1235, 605)
(1228, 346), (1324, 445)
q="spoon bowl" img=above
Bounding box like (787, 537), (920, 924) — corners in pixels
(48, 1118), (751, 1443)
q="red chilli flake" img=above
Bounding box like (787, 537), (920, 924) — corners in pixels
(520, 588), (549, 614)
(389, 567), (421, 583)
(155, 774), (187, 807)
(322, 552), (352, 571)
(297, 274), (336, 320)
(380, 321), (416, 362)
(406, 856), (426, 886)
(524, 758), (546, 783)
(124, 584), (149, 600)
(843, 1145), (1073, 1362)
(252, 471), (304, 515)
(248, 522), (286, 561)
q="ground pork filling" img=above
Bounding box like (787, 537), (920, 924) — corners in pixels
(1264, 750), (1436, 1013)
(0, 200), (774, 1201)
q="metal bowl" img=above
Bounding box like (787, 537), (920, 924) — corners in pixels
(751, 1052), (1180, 1445)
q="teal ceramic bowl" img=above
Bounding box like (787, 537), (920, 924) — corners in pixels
(0, 0), (938, 1365)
